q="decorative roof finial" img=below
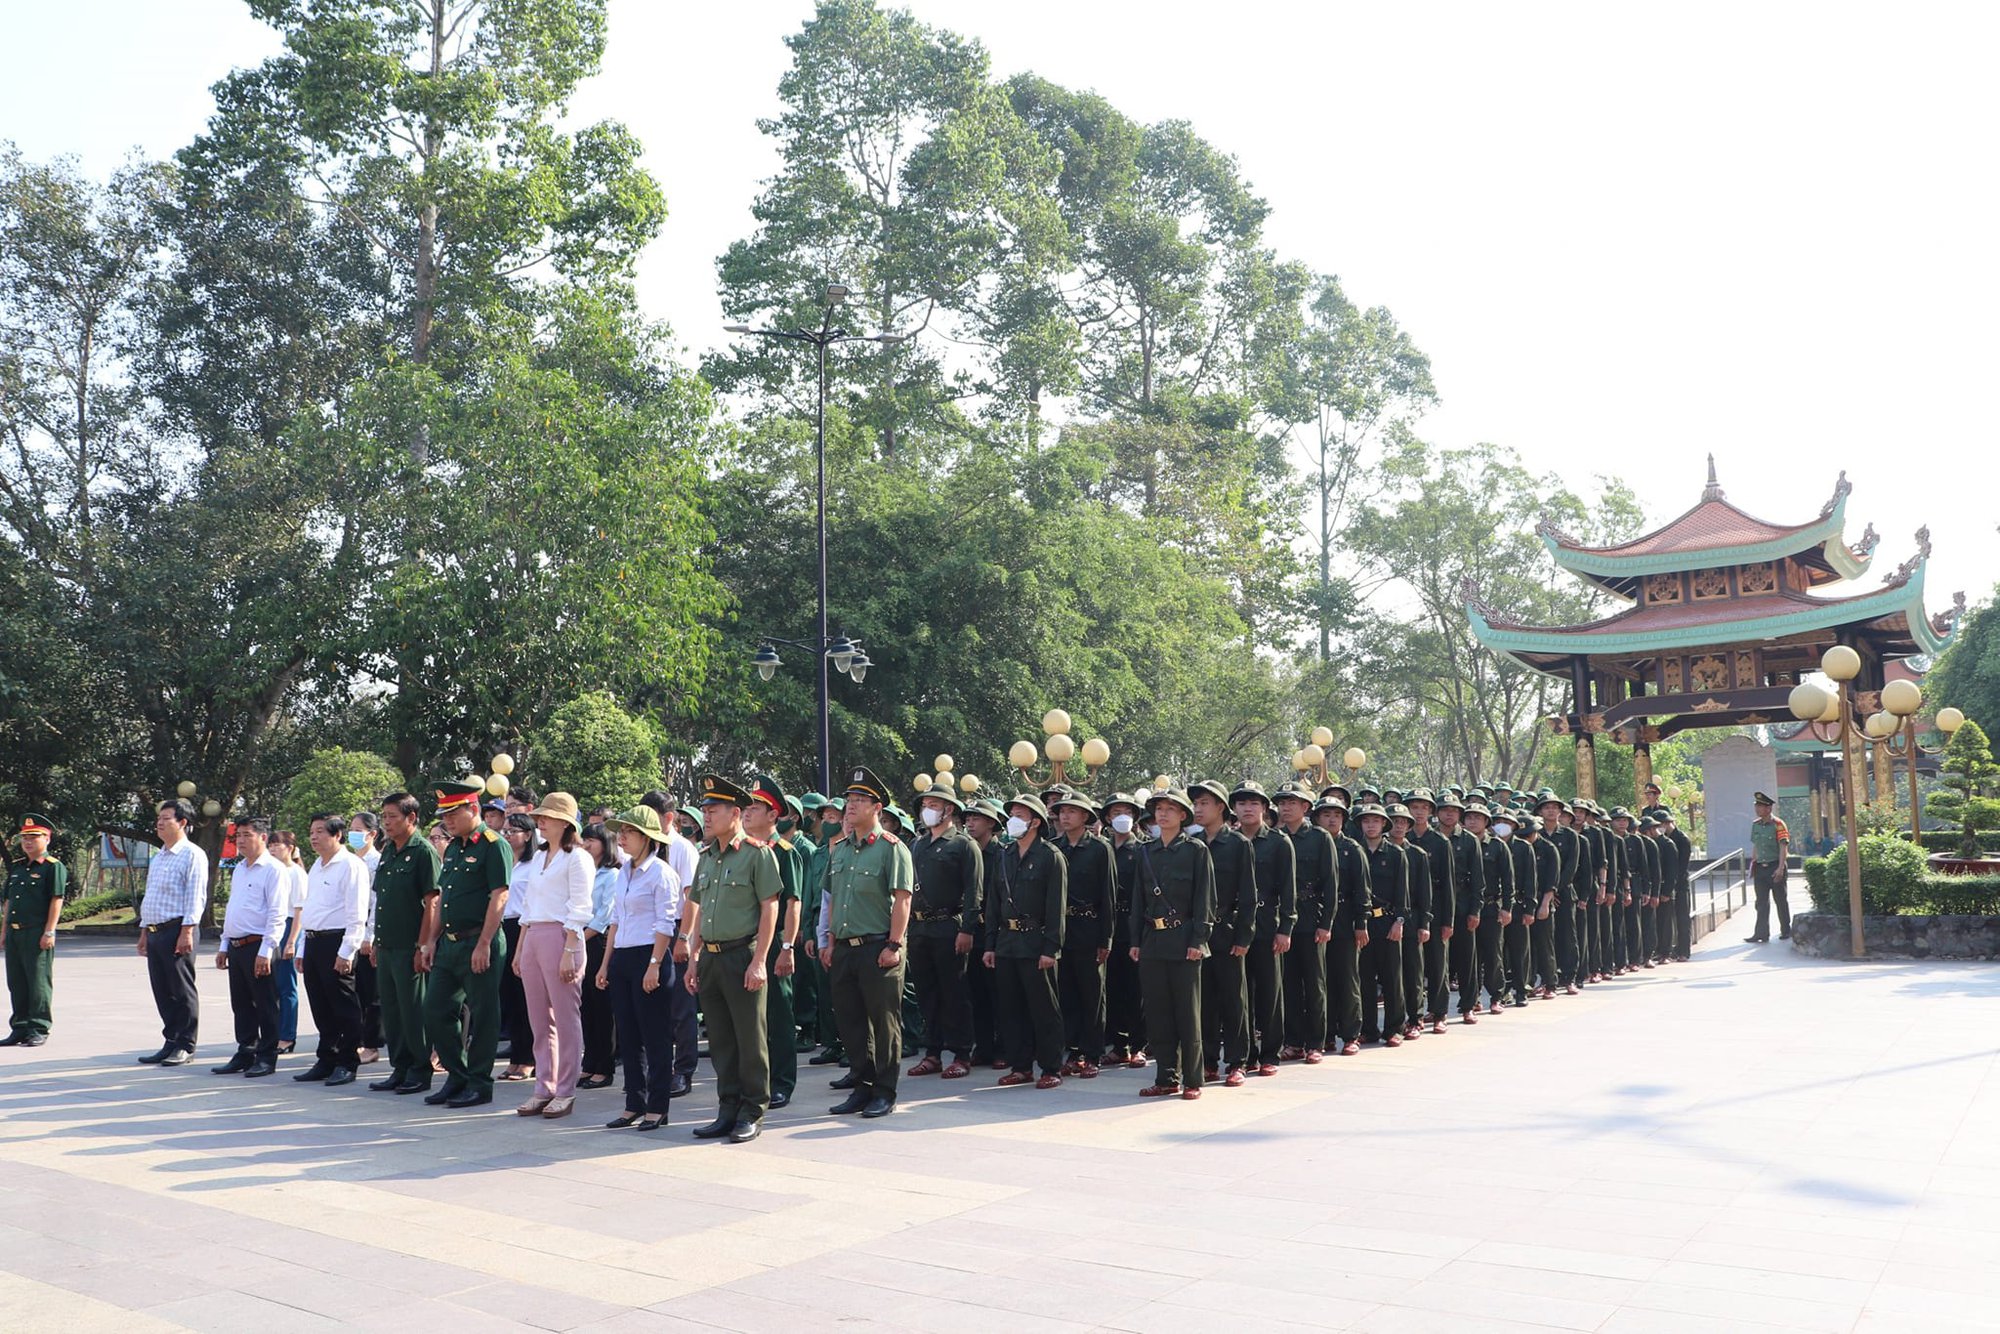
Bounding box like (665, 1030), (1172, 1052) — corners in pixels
(1700, 454), (1723, 502)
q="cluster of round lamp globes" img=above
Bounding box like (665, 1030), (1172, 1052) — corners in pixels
(1291, 725), (1367, 780)
(1785, 645), (1964, 741)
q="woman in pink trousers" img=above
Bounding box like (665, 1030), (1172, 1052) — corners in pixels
(510, 792), (595, 1118)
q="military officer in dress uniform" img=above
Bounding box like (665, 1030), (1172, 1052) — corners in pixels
(819, 766), (912, 1120)
(422, 780), (512, 1108)
(2, 814), (65, 1046)
(1354, 804), (1408, 1045)
(1190, 780), (1255, 1084)
(1436, 792), (1485, 1024)
(1132, 788), (1213, 1099)
(1052, 793), (1115, 1078)
(1231, 781), (1294, 1076)
(685, 774), (783, 1141)
(1101, 793), (1149, 1068)
(1275, 781), (1335, 1061)
(1404, 790), (1455, 1035)
(789, 792), (828, 1050)
(1314, 789), (1373, 1055)
(984, 794), (1067, 1088)
(368, 792), (441, 1093)
(907, 781), (981, 1081)
(743, 774), (803, 1109)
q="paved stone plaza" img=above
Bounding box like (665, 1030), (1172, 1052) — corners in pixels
(2, 898), (1996, 1333)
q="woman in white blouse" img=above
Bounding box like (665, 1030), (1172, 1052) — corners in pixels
(596, 805), (682, 1131)
(509, 792), (594, 1119)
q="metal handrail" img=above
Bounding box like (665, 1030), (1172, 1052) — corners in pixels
(1687, 848), (1751, 926)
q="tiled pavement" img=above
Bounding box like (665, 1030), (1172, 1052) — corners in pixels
(3, 898), (1997, 1332)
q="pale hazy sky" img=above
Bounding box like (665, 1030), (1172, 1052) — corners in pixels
(6, 0), (1995, 619)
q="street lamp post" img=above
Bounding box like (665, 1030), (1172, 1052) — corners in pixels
(1864, 681), (1964, 842)
(727, 284), (908, 795)
(749, 633), (873, 797)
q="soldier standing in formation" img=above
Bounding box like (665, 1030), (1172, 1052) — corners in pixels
(1101, 793), (1149, 1068)
(985, 794), (1066, 1089)
(1232, 781), (1294, 1077)
(1191, 782), (1255, 1084)
(422, 780), (511, 1108)
(1051, 794), (1114, 1078)
(1132, 788), (1211, 1099)
(686, 774), (782, 1142)
(906, 781), (981, 1082)
(1274, 782), (1335, 1061)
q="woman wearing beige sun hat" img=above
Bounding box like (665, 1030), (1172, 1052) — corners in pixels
(510, 792), (594, 1118)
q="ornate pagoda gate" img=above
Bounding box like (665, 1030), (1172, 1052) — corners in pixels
(1463, 459), (1964, 803)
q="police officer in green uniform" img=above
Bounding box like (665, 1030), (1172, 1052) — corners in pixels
(2, 814), (65, 1046)
(685, 774), (783, 1143)
(368, 791), (441, 1093)
(984, 793), (1067, 1088)
(908, 781), (982, 1080)
(1275, 781), (1335, 1060)
(805, 795), (849, 1066)
(743, 774), (802, 1109)
(822, 766), (914, 1120)
(1131, 788), (1213, 1099)
(1232, 781), (1295, 1077)
(422, 780), (511, 1108)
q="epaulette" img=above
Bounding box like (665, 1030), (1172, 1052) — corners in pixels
(481, 827), (499, 843)
(881, 831), (902, 846)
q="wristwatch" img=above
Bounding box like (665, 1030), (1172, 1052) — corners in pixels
(649, 953), (664, 966)
(779, 942), (794, 952)
(884, 939), (903, 952)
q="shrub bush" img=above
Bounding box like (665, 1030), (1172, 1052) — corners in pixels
(1802, 849), (2000, 915)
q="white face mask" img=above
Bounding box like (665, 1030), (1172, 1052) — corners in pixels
(1005, 815), (1030, 839)
(346, 830), (368, 850)
(1110, 813), (1135, 834)
(1492, 821), (1514, 838)
(1146, 823), (1161, 840)
(920, 807), (943, 828)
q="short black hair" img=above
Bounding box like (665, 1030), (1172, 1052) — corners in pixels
(311, 812), (347, 839)
(639, 790), (671, 817)
(159, 799), (194, 826)
(380, 792), (421, 818)
(238, 816), (272, 837)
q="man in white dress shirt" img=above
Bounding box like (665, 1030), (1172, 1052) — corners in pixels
(136, 799), (209, 1066)
(213, 817), (287, 1077)
(294, 813), (370, 1087)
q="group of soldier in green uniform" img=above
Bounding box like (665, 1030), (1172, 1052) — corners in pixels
(3, 766), (1697, 1128)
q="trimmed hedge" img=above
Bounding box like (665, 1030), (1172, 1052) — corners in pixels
(1919, 830), (2000, 855)
(1805, 837), (2000, 915)
(58, 890), (128, 924)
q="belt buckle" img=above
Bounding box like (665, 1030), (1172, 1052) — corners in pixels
(704, 941), (722, 953)
(1152, 917), (1168, 929)
(844, 936), (864, 947)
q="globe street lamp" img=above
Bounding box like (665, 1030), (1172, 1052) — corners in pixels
(1787, 645), (1869, 957)
(1009, 710), (1111, 790)
(1865, 679), (1963, 843)
(911, 753), (984, 803)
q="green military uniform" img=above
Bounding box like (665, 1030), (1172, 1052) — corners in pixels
(987, 794), (1068, 1080)
(688, 774), (783, 1139)
(908, 795), (982, 1069)
(1386, 808), (1430, 1038)
(1356, 809), (1408, 1041)
(1406, 792), (1456, 1027)
(371, 829), (441, 1090)
(747, 775), (802, 1106)
(788, 792), (827, 1048)
(1132, 792), (1214, 1093)
(824, 766), (914, 1114)
(1277, 782), (1337, 1055)
(1193, 781), (1255, 1077)
(3, 815), (65, 1043)
(423, 782), (512, 1105)
(1234, 782), (1295, 1072)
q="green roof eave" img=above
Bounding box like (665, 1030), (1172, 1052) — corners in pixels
(1466, 576), (1937, 659)
(1542, 495), (1852, 578)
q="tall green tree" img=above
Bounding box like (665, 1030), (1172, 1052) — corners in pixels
(1924, 589), (1999, 738)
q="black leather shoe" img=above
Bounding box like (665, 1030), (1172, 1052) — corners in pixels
(667, 1075), (692, 1098)
(324, 1067), (356, 1087)
(423, 1082), (465, 1106)
(807, 1049), (845, 1065)
(21, 1033), (47, 1047)
(769, 1091), (791, 1109)
(829, 1090), (870, 1115)
(212, 1053), (253, 1075)
(293, 1063), (334, 1082)
(690, 1117), (733, 1139)
(443, 1087), (492, 1108)
(829, 1073), (857, 1090)
(1744, 936), (1766, 944)
(160, 1048), (193, 1066)
(861, 1095), (896, 1119)
(243, 1061), (276, 1078)
(728, 1119), (762, 1143)
(0, 1032), (24, 1047)
(138, 1045), (175, 1064)
(369, 1072), (404, 1091)
(393, 1077), (433, 1094)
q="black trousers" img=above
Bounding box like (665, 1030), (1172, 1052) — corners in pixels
(1450, 914), (1481, 1015)
(144, 920), (199, 1051)
(908, 933), (972, 1060)
(966, 945), (997, 1061)
(1397, 931), (1424, 1031)
(1502, 916), (1531, 1003)
(1592, 898), (1613, 974)
(1200, 951), (1249, 1069)
(992, 955), (1062, 1076)
(669, 953), (700, 1077)
(1672, 890), (1693, 959)
(1531, 910), (1557, 990)
(225, 939), (279, 1064)
(581, 932), (616, 1076)
(499, 918), (532, 1064)
(301, 931), (362, 1069)
(1058, 939), (1106, 1063)
(1245, 940), (1284, 1063)
(1329, 932), (1363, 1042)
(353, 949), (383, 1049)
(1140, 957), (1202, 1088)
(1283, 934), (1328, 1050)
(1607, 898), (1629, 969)
(1104, 930), (1144, 1055)
(1423, 930), (1451, 1022)
(1478, 915), (1506, 1004)
(829, 942), (904, 1098)
(1555, 900), (1580, 985)
(606, 946), (673, 1115)
(1361, 925), (1404, 1038)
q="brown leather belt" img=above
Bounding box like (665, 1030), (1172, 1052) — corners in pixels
(228, 934), (263, 948)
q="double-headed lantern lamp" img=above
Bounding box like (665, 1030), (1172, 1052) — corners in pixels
(1866, 679), (1963, 842)
(1292, 734), (1366, 791)
(173, 779), (224, 820)
(485, 752), (515, 799)
(1009, 710), (1110, 789)
(1788, 644), (1900, 958)
(912, 754), (982, 800)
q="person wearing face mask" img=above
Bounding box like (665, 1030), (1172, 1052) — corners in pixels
(1313, 790), (1373, 1056)
(293, 812), (370, 1086)
(1495, 811), (1535, 1006)
(1131, 789), (1212, 1099)
(1100, 794), (1148, 1068)
(1435, 792), (1485, 1024)
(983, 794), (1067, 1089)
(1230, 781), (1294, 1077)
(783, 793), (821, 1052)
(1538, 795), (1582, 995)
(1274, 782), (1335, 1062)
(961, 798), (1006, 1067)
(345, 811), (384, 1066)
(805, 796), (850, 1070)
(1188, 781), (1255, 1086)
(907, 785), (982, 1082)
(1051, 794), (1115, 1079)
